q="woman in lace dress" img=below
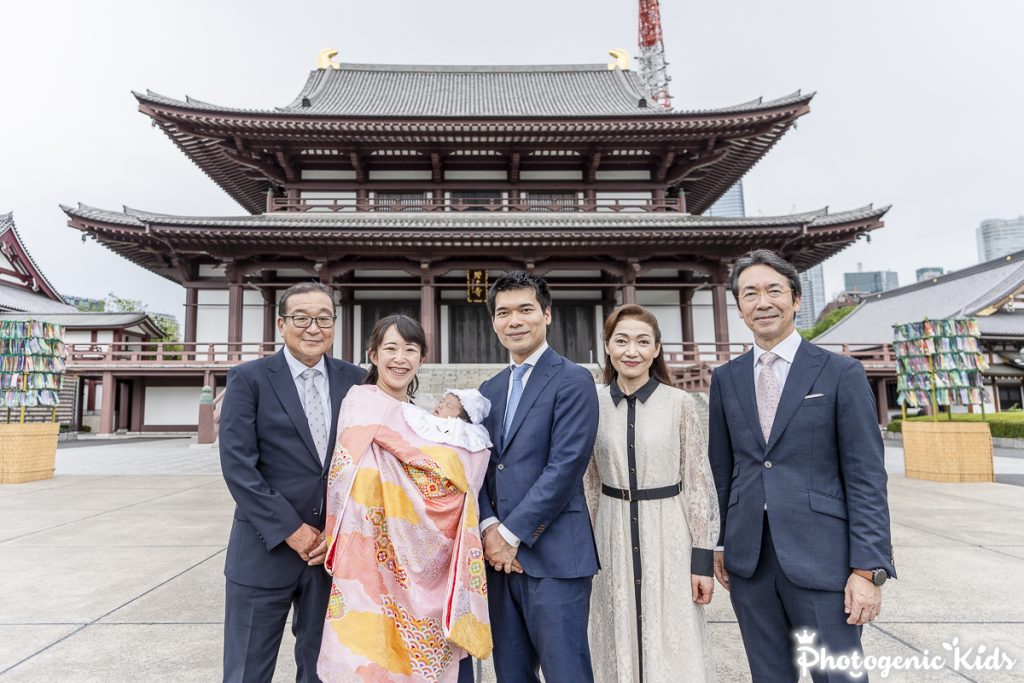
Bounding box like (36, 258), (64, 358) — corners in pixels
(586, 304), (721, 683)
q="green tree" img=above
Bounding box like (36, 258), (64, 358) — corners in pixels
(103, 292), (182, 356)
(799, 306), (856, 340)
(104, 293), (145, 315)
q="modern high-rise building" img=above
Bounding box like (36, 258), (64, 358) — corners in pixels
(844, 270), (899, 295)
(707, 181), (746, 218)
(977, 217), (1024, 262)
(916, 266), (944, 282)
(796, 263), (826, 329)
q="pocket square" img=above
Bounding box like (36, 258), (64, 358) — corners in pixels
(804, 393), (825, 399)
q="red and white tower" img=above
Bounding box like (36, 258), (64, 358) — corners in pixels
(637, 0), (672, 109)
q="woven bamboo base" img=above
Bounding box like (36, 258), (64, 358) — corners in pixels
(0, 422), (59, 484)
(903, 421), (994, 483)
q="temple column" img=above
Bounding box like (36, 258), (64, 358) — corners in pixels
(711, 264), (730, 361)
(622, 261), (639, 306)
(117, 381), (130, 431)
(130, 379), (144, 432)
(339, 276), (354, 363)
(680, 288), (695, 360)
(420, 263), (439, 363)
(184, 287), (198, 360)
(226, 266), (244, 361)
(875, 378), (889, 426)
(600, 271), (617, 324)
(99, 371), (115, 435)
(653, 187), (666, 211)
(261, 288), (276, 353)
(72, 376), (84, 432)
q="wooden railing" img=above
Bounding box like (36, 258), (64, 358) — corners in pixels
(661, 342), (900, 392)
(65, 340), (903, 394)
(65, 341), (282, 368)
(268, 195), (686, 214)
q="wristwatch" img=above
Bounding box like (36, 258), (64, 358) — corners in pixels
(852, 568), (888, 586)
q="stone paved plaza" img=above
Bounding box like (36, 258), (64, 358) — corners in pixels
(1, 438), (1023, 681)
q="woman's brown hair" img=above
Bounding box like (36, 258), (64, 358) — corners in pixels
(362, 314), (427, 398)
(601, 304), (672, 386)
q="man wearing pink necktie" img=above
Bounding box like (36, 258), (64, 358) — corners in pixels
(707, 250), (895, 682)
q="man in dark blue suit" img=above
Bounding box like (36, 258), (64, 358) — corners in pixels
(477, 271), (600, 683)
(219, 282), (364, 683)
(708, 250), (895, 682)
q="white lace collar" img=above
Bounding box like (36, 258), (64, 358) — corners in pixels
(400, 402), (493, 453)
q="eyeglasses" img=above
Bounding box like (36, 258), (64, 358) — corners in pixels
(740, 288), (793, 304)
(282, 315), (337, 329)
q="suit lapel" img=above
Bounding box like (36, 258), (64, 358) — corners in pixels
(765, 340), (827, 454)
(500, 348), (559, 456)
(729, 351), (766, 450)
(267, 350), (320, 465)
(323, 359), (355, 474)
(483, 372), (510, 459)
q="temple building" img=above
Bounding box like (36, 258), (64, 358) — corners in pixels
(61, 52), (888, 431)
(1, 213), (75, 315)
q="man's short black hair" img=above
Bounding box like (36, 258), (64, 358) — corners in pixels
(729, 250), (802, 303)
(486, 271), (553, 317)
(278, 282), (334, 317)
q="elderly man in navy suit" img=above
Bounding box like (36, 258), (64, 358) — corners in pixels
(219, 282), (364, 683)
(708, 250), (895, 682)
(477, 271), (600, 683)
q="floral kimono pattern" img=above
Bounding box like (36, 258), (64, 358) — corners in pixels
(318, 385), (492, 683)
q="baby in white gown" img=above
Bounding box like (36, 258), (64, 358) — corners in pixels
(401, 388), (493, 452)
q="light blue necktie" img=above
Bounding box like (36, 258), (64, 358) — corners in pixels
(502, 363), (532, 448)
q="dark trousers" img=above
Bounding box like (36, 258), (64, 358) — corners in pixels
(730, 516), (865, 683)
(487, 570), (594, 683)
(457, 657), (474, 682)
(223, 566), (331, 683)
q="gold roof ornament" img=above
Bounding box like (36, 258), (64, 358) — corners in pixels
(317, 48), (341, 71)
(607, 48), (631, 71)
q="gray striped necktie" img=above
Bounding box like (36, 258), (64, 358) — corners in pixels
(301, 368), (328, 463)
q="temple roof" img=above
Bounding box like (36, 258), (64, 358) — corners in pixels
(0, 311), (165, 336)
(63, 203), (886, 283)
(0, 283), (75, 314)
(0, 212), (71, 310)
(815, 252), (1024, 345)
(137, 63), (811, 119)
(134, 63), (814, 215)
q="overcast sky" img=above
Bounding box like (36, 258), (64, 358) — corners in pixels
(2, 0), (1021, 322)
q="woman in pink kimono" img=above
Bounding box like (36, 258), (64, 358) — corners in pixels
(318, 314), (492, 683)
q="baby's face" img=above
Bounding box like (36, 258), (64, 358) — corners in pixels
(432, 394), (464, 419)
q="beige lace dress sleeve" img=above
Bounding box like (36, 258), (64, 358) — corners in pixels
(679, 392), (721, 576)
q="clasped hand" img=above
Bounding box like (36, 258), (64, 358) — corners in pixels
(286, 523), (328, 566)
(482, 524), (523, 573)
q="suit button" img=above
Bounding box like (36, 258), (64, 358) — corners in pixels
(497, 464), (505, 471)
(322, 473), (328, 481)
(313, 508), (319, 515)
(764, 461), (773, 469)
(490, 499), (496, 507)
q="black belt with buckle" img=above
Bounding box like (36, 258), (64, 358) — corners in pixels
(601, 481), (683, 502)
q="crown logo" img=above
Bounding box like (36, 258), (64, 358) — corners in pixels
(794, 629), (817, 646)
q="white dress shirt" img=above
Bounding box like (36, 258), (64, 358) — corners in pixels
(752, 328), (802, 394)
(481, 342), (549, 547)
(282, 346), (331, 422)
